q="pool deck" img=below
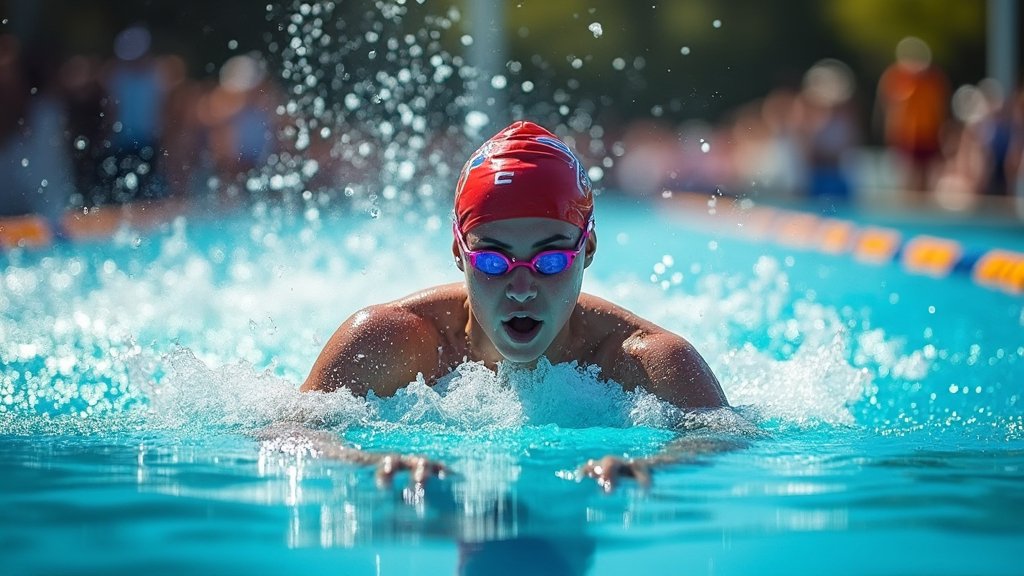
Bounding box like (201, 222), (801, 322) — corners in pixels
(0, 198), (192, 249)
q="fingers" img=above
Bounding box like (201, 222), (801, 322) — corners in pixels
(374, 454), (448, 488)
(412, 458), (448, 484)
(374, 454), (401, 487)
(579, 456), (652, 492)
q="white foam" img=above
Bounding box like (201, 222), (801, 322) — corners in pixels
(368, 358), (691, 431)
(148, 347), (369, 433)
(0, 222), (957, 439)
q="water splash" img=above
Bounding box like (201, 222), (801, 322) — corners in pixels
(2, 212), (1018, 443)
(260, 0), (476, 218)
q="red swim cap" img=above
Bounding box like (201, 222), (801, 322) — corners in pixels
(454, 121), (593, 234)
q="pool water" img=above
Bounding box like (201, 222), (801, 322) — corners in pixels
(1, 197), (1022, 575)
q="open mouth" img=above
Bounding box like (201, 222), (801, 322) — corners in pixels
(502, 315), (543, 343)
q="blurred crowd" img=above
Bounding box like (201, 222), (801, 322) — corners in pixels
(611, 37), (1024, 214)
(2, 29), (1024, 225)
(0, 25), (281, 223)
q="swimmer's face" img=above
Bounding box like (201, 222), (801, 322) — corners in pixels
(454, 217), (596, 364)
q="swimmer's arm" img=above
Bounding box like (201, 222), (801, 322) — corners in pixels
(301, 304), (442, 396)
(581, 330), (732, 491)
(614, 330), (728, 410)
(291, 306), (448, 484)
(580, 433), (748, 492)
(257, 422), (447, 486)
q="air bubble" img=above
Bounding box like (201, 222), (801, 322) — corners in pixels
(588, 22), (603, 38)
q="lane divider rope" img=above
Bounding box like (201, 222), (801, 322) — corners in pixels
(666, 192), (1024, 296)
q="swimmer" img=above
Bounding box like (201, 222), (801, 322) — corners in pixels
(301, 121), (728, 490)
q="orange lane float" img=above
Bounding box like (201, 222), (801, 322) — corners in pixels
(0, 215), (53, 249)
(853, 227), (902, 265)
(0, 198), (193, 251)
(901, 236), (962, 278)
(666, 191), (1022, 297)
(816, 219), (855, 254)
(972, 250), (1024, 294)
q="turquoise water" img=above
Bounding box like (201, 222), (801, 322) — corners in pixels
(2, 198), (1022, 575)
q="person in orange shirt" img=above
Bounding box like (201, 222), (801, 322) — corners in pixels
(876, 37), (950, 192)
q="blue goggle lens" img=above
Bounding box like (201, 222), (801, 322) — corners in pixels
(474, 253), (510, 275)
(534, 252), (570, 274)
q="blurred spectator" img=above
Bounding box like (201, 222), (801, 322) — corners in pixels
(57, 54), (110, 207)
(159, 54), (209, 198)
(613, 120), (678, 196)
(0, 34), (73, 225)
(754, 88), (807, 198)
(101, 25), (169, 204)
(197, 53), (281, 197)
(669, 119), (733, 195)
(800, 59), (859, 202)
(1009, 85), (1024, 216)
(875, 37), (950, 192)
(934, 83), (990, 209)
(974, 78), (1014, 196)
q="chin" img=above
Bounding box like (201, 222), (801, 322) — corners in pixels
(494, 340), (547, 365)
(500, 351), (542, 365)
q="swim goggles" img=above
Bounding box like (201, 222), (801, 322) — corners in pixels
(454, 218), (593, 276)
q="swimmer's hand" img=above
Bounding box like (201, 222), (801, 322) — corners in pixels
(255, 423), (448, 487)
(374, 453), (449, 487)
(579, 455), (651, 492)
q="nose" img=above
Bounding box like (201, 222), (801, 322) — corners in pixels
(505, 267), (537, 303)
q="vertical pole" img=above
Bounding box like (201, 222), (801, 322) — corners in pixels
(987, 0), (1019, 91)
(467, 0), (507, 135)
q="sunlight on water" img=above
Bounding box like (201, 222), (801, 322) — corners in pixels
(5, 211), (1010, 444)
(3, 4), (1024, 574)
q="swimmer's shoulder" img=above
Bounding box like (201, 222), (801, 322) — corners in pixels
(576, 292), (726, 408)
(391, 283), (470, 330)
(576, 292), (653, 337)
(302, 284), (466, 395)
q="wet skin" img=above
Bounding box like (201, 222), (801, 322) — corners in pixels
(303, 217), (726, 410)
